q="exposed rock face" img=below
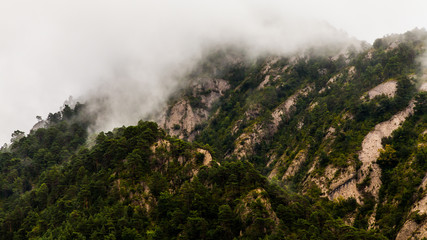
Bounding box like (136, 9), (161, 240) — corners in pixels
(282, 150), (307, 180)
(257, 75), (271, 90)
(195, 78), (230, 108)
(327, 101), (415, 205)
(257, 57), (287, 90)
(328, 73), (342, 85)
(303, 162), (362, 203)
(329, 177), (361, 202)
(302, 100), (417, 205)
(270, 91), (300, 130)
(233, 124), (264, 159)
(397, 197), (427, 238)
(191, 148), (215, 177)
(362, 80), (397, 100)
(319, 71), (343, 93)
(196, 148), (213, 167)
(327, 165), (359, 199)
(396, 220), (427, 240)
(233, 86), (312, 159)
(358, 100), (415, 198)
(160, 99), (205, 140)
(397, 164), (427, 239)
(158, 78), (230, 141)
(324, 127), (336, 140)
(261, 57), (280, 75)
(348, 66), (356, 78)
(302, 169), (330, 197)
(268, 150), (307, 180)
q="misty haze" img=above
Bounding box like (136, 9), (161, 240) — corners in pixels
(1, 1), (427, 239)
(1, 0), (426, 145)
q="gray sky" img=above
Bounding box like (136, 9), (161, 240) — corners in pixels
(1, 0), (426, 145)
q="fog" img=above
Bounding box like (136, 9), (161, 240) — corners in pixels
(1, 0), (426, 144)
(421, 51), (427, 91)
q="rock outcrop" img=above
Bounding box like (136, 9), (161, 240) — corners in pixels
(396, 130), (427, 239)
(158, 78), (230, 141)
(362, 80), (397, 101)
(233, 86), (312, 159)
(358, 100), (415, 199)
(327, 101), (415, 206)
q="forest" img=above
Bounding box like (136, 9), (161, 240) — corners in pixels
(1, 30), (427, 239)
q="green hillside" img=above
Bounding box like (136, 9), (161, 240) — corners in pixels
(1, 29), (427, 239)
(0, 107), (386, 239)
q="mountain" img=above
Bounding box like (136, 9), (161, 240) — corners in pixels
(1, 29), (427, 239)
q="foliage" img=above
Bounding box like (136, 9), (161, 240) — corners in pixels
(0, 115), (385, 239)
(2, 30), (427, 239)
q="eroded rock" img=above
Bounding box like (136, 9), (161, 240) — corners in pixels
(362, 80), (397, 100)
(158, 78), (230, 141)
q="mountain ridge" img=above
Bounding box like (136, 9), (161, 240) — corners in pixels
(1, 29), (427, 239)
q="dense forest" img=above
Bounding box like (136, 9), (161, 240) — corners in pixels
(1, 29), (427, 239)
(0, 106), (386, 239)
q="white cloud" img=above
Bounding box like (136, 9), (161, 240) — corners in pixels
(0, 0), (426, 144)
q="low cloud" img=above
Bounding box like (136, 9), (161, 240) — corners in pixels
(420, 51), (427, 91)
(0, 0), (362, 144)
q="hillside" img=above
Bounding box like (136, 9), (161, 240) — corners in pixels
(1, 29), (427, 239)
(156, 29), (427, 238)
(0, 106), (386, 239)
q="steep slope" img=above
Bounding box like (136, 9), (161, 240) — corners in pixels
(158, 78), (230, 141)
(151, 29), (427, 237)
(329, 100), (415, 201)
(1, 29), (427, 239)
(0, 106), (386, 239)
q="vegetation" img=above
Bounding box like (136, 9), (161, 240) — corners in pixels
(0, 106), (385, 239)
(1, 30), (427, 239)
